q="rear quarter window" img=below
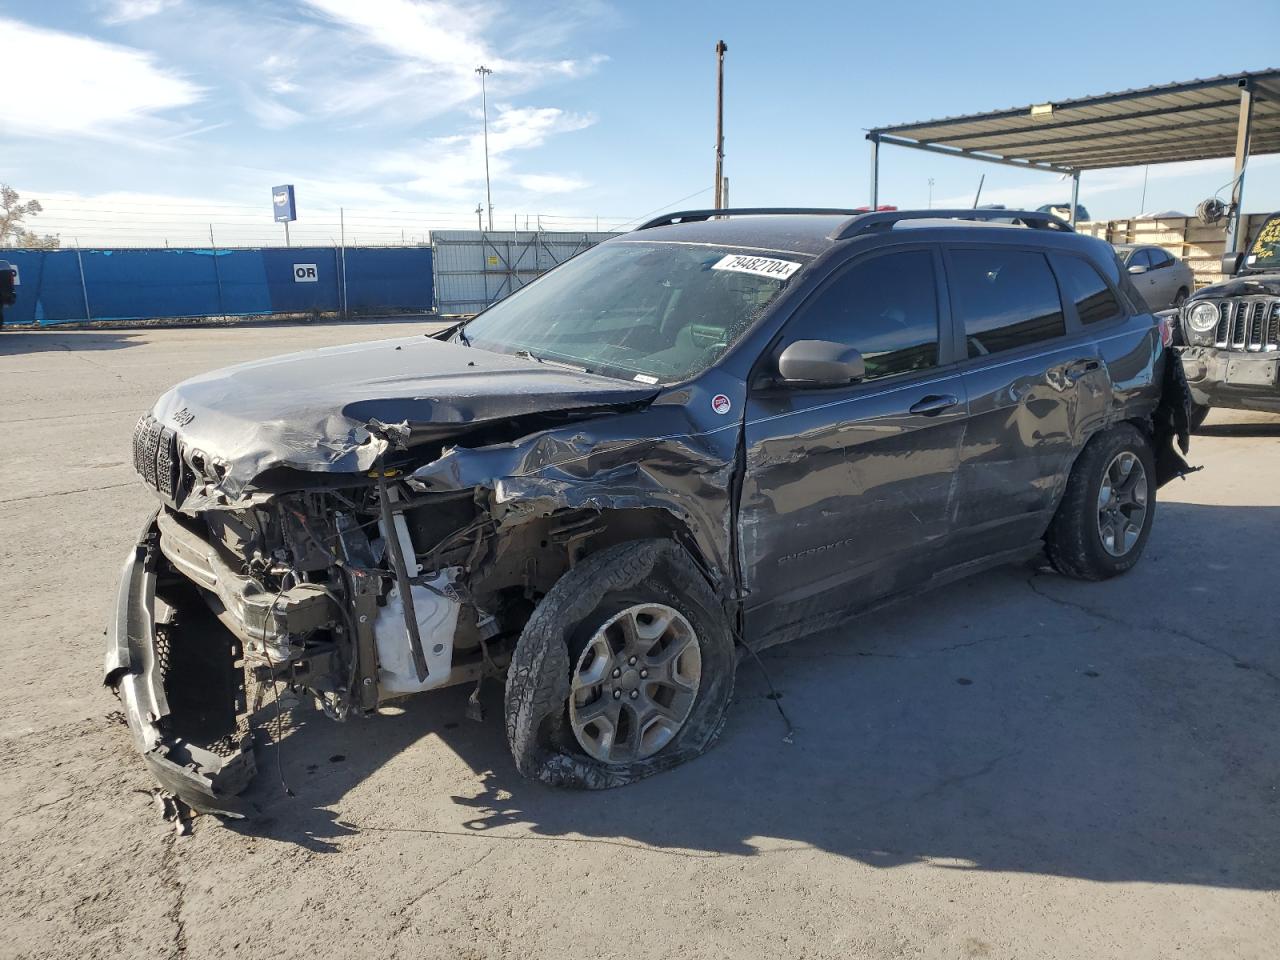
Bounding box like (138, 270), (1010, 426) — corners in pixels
(1051, 254), (1124, 326)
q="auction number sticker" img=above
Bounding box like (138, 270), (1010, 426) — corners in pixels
(711, 393), (732, 415)
(711, 254), (801, 280)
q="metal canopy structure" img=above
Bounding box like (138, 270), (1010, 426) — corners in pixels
(867, 70), (1280, 245)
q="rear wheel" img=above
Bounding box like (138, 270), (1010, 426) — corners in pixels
(1046, 424), (1156, 580)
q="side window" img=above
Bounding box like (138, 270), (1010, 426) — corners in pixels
(1149, 249), (1173, 269)
(948, 249), (1066, 357)
(1128, 249), (1152, 268)
(1051, 254), (1124, 326)
(786, 250), (939, 381)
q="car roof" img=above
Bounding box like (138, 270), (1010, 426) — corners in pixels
(616, 215), (850, 256)
(619, 212), (1108, 259)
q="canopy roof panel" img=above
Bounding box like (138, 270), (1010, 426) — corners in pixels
(868, 71), (1280, 172)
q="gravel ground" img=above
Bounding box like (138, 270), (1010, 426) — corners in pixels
(1, 321), (1277, 960)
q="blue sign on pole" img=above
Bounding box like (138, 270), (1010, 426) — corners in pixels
(272, 184), (297, 223)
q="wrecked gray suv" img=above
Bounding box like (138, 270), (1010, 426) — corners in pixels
(106, 208), (1192, 815)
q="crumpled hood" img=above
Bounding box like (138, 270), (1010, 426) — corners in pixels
(1189, 272), (1280, 300)
(148, 334), (657, 504)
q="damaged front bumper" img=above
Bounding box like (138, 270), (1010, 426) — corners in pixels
(103, 514), (256, 817)
(1179, 345), (1280, 412)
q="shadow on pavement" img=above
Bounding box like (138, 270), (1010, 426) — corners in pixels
(1196, 417), (1280, 438)
(232, 503), (1280, 891)
(0, 329), (146, 355)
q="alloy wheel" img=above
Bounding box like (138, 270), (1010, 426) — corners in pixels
(1096, 451), (1148, 557)
(569, 603), (702, 764)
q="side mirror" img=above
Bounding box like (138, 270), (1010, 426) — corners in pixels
(777, 340), (865, 387)
(1221, 251), (1244, 276)
(1128, 264), (1148, 275)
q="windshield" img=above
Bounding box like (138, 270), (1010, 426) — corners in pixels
(459, 240), (806, 383)
(1246, 215), (1280, 271)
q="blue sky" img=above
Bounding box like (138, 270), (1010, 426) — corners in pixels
(3, 0), (1280, 245)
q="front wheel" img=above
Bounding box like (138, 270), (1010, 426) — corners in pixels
(504, 539), (735, 788)
(1046, 424), (1156, 580)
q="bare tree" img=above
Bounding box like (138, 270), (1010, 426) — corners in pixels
(0, 185), (60, 249)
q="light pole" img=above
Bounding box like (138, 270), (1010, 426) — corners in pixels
(927, 178), (935, 209)
(476, 65), (494, 231)
(713, 41), (727, 209)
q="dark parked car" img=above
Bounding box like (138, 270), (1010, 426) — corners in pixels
(1177, 211), (1280, 427)
(1114, 244), (1195, 311)
(106, 208), (1190, 815)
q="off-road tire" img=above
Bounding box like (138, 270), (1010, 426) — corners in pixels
(504, 539), (735, 789)
(1045, 424), (1156, 581)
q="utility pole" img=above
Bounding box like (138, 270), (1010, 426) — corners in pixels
(927, 178), (935, 209)
(475, 203), (483, 230)
(713, 40), (727, 209)
(476, 65), (494, 230)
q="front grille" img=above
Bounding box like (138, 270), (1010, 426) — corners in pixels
(1213, 298), (1280, 352)
(132, 414), (181, 499)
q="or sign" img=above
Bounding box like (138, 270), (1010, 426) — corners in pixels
(272, 184), (297, 223)
(293, 263), (318, 283)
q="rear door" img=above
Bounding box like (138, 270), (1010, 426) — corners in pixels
(946, 244), (1113, 558)
(739, 246), (968, 642)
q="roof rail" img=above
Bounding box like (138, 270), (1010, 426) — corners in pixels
(831, 208), (1073, 240)
(634, 207), (863, 231)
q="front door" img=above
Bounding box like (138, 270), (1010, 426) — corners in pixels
(739, 247), (967, 644)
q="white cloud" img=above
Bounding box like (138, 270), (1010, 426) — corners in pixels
(302, 0), (493, 70)
(101, 0), (182, 24)
(0, 18), (201, 140)
(373, 104), (594, 202)
(515, 173), (587, 193)
(243, 94), (306, 129)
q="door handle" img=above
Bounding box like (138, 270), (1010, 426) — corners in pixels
(909, 394), (960, 416)
(1065, 359), (1101, 382)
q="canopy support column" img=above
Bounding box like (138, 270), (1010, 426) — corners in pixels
(1229, 78), (1255, 253)
(1069, 170), (1081, 227)
(868, 134), (880, 209)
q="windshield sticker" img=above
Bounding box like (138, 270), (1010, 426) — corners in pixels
(711, 393), (732, 415)
(633, 373), (659, 384)
(1249, 216), (1280, 263)
(711, 254), (801, 281)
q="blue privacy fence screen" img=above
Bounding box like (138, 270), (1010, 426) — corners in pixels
(1, 246), (433, 325)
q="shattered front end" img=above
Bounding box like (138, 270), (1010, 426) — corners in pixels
(104, 421), (514, 816)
